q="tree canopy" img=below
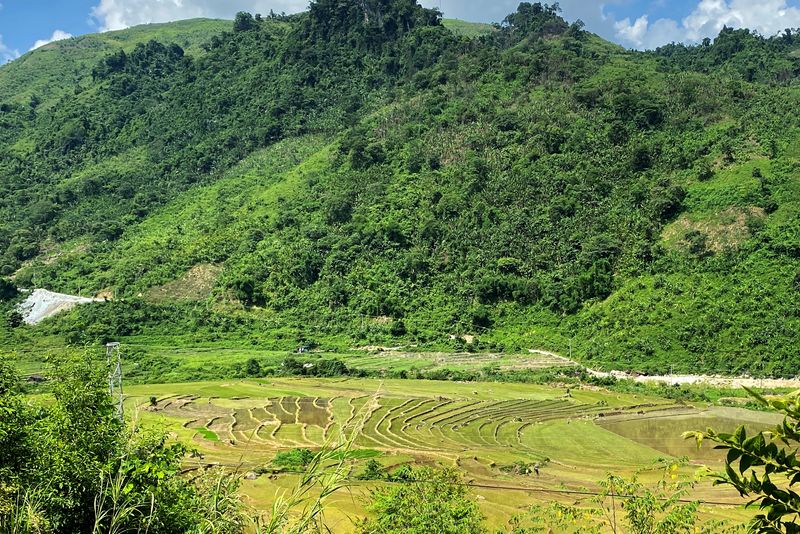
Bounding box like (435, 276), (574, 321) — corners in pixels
(0, 1), (799, 375)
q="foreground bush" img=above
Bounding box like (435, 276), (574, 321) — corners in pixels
(357, 466), (486, 534)
(688, 389), (800, 533)
(0, 357), (246, 533)
(505, 460), (730, 534)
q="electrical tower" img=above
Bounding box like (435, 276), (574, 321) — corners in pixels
(106, 342), (124, 422)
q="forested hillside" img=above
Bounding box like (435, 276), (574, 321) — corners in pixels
(0, 19), (231, 108)
(1, 1), (799, 376)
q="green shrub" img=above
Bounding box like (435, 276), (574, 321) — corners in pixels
(0, 355), (246, 532)
(358, 459), (384, 481)
(357, 466), (485, 534)
(271, 448), (315, 471)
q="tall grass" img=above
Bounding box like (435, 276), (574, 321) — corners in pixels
(0, 488), (52, 534)
(190, 469), (247, 534)
(255, 391), (380, 533)
(92, 470), (153, 534)
(3, 391), (378, 534)
(90, 406), (248, 534)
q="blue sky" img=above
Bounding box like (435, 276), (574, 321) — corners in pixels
(2, 0), (800, 62)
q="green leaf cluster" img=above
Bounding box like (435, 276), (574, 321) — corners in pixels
(0, 356), (245, 533)
(357, 466), (486, 534)
(690, 390), (800, 532)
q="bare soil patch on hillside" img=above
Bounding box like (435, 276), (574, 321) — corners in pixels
(147, 263), (222, 303)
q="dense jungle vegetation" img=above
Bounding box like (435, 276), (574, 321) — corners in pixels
(1, 0), (799, 376)
(0, 358), (250, 533)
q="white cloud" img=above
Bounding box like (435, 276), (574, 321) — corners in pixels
(85, 0), (800, 49)
(421, 0), (800, 50)
(30, 30), (74, 51)
(0, 34), (19, 64)
(91, 0), (310, 31)
(614, 0), (800, 49)
(614, 15), (650, 45)
(419, 0), (629, 41)
(91, 0), (629, 36)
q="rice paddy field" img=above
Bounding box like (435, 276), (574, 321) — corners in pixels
(120, 340), (576, 382)
(11, 339), (579, 383)
(124, 377), (778, 531)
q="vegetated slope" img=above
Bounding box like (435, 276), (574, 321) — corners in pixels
(0, 19), (230, 108)
(441, 19), (496, 38)
(1, 2), (799, 376)
(0, 15), (487, 109)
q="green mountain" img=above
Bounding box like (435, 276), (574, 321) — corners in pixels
(0, 15), (491, 108)
(0, 19), (230, 108)
(1, 2), (799, 376)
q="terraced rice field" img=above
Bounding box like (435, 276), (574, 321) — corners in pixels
(125, 378), (763, 530)
(174, 395), (530, 447)
(598, 406), (782, 460)
(345, 349), (577, 372)
(139, 379), (695, 469)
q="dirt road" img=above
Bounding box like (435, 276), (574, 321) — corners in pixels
(526, 349), (800, 389)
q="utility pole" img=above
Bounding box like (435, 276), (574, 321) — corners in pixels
(106, 342), (124, 423)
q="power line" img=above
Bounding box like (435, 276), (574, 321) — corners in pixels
(180, 460), (745, 507)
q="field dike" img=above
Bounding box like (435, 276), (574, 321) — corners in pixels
(130, 378), (775, 530)
(150, 393), (688, 459)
